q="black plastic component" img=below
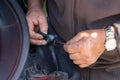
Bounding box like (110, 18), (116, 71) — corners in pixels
(39, 32), (64, 46)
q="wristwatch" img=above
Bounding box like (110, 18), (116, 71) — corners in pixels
(105, 26), (117, 51)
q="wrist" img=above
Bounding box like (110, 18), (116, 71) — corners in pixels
(27, 0), (42, 11)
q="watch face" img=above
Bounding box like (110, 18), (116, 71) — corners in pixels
(105, 39), (117, 51)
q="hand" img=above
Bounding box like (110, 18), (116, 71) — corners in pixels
(64, 29), (106, 68)
(26, 8), (48, 45)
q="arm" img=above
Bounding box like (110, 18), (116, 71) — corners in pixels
(63, 13), (120, 68)
(26, 0), (48, 45)
(64, 25), (119, 68)
(27, 0), (44, 9)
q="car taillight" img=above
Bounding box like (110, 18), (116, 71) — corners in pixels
(31, 77), (50, 80)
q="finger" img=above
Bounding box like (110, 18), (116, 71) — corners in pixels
(26, 19), (41, 39)
(66, 32), (88, 45)
(30, 39), (47, 45)
(32, 18), (39, 26)
(73, 56), (96, 67)
(73, 60), (85, 65)
(66, 35), (81, 45)
(30, 31), (43, 40)
(69, 53), (81, 60)
(38, 17), (48, 34)
(27, 17), (40, 32)
(78, 64), (88, 68)
(27, 19), (34, 31)
(64, 41), (82, 54)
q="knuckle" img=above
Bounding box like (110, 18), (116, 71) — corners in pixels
(73, 61), (77, 64)
(30, 34), (35, 38)
(73, 61), (80, 65)
(69, 55), (73, 60)
(64, 46), (71, 53)
(76, 43), (80, 48)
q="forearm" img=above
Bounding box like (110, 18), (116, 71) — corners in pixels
(27, 0), (45, 10)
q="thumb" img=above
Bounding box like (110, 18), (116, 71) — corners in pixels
(38, 17), (48, 34)
(64, 40), (82, 54)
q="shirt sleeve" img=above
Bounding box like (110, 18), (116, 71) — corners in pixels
(113, 21), (120, 53)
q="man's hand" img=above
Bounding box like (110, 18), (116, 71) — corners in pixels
(26, 0), (48, 45)
(64, 29), (106, 68)
(26, 8), (48, 45)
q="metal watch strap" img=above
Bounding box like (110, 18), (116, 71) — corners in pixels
(105, 26), (117, 51)
(105, 26), (115, 40)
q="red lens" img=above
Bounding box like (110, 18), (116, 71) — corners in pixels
(32, 77), (50, 80)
